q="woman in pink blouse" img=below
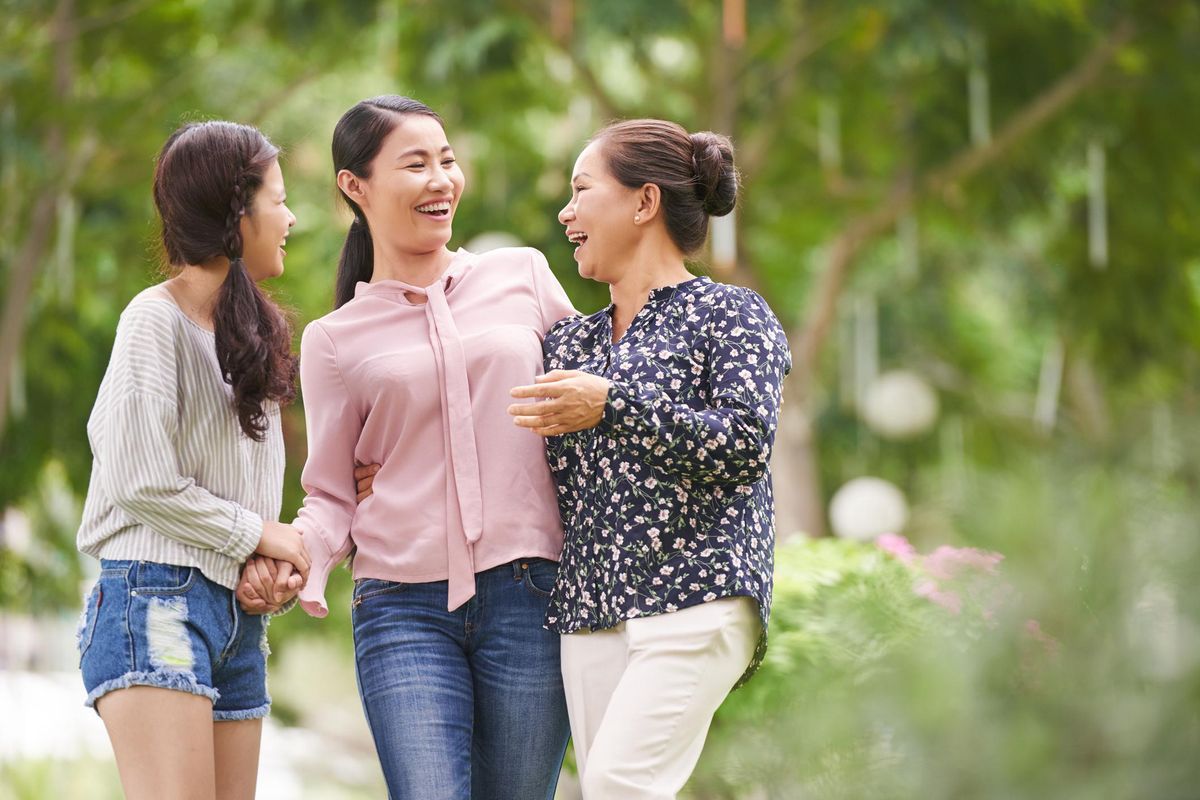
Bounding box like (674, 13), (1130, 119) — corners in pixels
(240, 96), (574, 799)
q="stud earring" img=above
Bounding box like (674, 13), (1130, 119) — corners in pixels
(634, 214), (641, 222)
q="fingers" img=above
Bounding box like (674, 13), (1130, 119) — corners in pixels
(274, 561), (294, 598)
(535, 369), (579, 382)
(286, 572), (303, 591)
(507, 400), (560, 417)
(510, 381), (567, 399)
(353, 462), (380, 481)
(250, 558), (277, 605)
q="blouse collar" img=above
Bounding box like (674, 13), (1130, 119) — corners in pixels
(353, 248), (477, 302)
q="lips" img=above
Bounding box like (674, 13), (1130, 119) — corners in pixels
(416, 199), (452, 218)
(566, 230), (588, 251)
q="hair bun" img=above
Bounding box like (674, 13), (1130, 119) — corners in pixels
(689, 131), (738, 217)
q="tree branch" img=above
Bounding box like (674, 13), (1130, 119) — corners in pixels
(791, 16), (1136, 397)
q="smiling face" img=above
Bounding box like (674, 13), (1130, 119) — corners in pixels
(349, 114), (465, 256)
(239, 159), (295, 281)
(558, 140), (643, 285)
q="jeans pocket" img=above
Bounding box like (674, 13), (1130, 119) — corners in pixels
(520, 559), (558, 598)
(352, 578), (409, 609)
(75, 584), (102, 665)
(129, 562), (197, 596)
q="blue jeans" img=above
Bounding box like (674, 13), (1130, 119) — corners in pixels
(352, 558), (570, 800)
(78, 560), (269, 719)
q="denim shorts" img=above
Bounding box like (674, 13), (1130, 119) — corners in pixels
(77, 559), (271, 720)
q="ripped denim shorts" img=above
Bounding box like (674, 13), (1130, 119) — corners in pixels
(77, 559), (271, 721)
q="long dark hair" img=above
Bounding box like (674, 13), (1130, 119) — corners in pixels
(152, 121), (298, 440)
(331, 95), (443, 308)
(593, 119), (739, 255)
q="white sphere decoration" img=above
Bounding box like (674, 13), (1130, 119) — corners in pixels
(860, 369), (939, 440)
(829, 477), (909, 540)
(464, 231), (523, 253)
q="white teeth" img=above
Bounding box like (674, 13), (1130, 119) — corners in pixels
(416, 201), (451, 213)
(568, 232), (588, 244)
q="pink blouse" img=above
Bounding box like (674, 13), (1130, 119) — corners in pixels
(293, 247), (577, 615)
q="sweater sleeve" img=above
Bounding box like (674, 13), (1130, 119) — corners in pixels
(603, 288), (792, 486)
(530, 249), (578, 333)
(292, 321), (360, 618)
(90, 302), (263, 560)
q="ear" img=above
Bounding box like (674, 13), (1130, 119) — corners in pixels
(337, 169), (369, 209)
(633, 183), (662, 226)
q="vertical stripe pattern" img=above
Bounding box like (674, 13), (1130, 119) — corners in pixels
(76, 289), (285, 590)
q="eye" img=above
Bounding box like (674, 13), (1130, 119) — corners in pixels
(442, 158), (457, 166)
(406, 163), (424, 170)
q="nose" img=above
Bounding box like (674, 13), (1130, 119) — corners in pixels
(558, 200), (573, 226)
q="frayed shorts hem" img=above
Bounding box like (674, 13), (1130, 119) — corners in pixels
(213, 701), (271, 721)
(85, 669), (219, 714)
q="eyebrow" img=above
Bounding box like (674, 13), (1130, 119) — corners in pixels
(571, 172), (593, 182)
(397, 146), (454, 160)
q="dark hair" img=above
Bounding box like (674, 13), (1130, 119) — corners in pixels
(331, 95), (443, 308)
(592, 119), (739, 255)
(152, 121), (297, 441)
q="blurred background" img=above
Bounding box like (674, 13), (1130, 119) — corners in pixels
(2, 0), (1198, 797)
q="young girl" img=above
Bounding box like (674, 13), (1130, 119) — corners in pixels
(75, 121), (310, 800)
(241, 96), (575, 799)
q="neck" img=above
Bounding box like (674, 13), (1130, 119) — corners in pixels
(167, 259), (230, 328)
(370, 240), (456, 287)
(608, 247), (693, 318)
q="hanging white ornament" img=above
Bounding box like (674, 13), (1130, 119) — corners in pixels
(967, 30), (991, 147)
(830, 477), (909, 540)
(710, 210), (737, 273)
(1033, 337), (1064, 433)
(818, 98), (842, 173)
(853, 293), (878, 413)
(1087, 140), (1108, 270)
(860, 369), (939, 440)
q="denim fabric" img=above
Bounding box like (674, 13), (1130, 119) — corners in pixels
(352, 558), (570, 800)
(77, 559), (270, 720)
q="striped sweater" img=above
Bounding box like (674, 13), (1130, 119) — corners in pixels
(76, 287), (283, 590)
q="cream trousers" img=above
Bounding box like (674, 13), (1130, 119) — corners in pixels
(561, 597), (761, 800)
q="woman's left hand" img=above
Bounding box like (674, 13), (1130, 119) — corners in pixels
(508, 369), (610, 436)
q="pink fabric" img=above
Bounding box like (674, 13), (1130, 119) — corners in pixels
(293, 247), (577, 616)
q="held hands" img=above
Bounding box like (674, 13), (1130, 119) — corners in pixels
(508, 369), (610, 437)
(237, 556), (302, 614)
(241, 521), (310, 614)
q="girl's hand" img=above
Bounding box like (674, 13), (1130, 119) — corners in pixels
(237, 556), (299, 614)
(354, 462), (380, 502)
(254, 521), (311, 582)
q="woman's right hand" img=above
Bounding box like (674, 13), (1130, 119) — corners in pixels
(255, 521), (311, 582)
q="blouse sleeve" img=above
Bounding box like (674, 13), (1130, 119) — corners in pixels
(603, 288), (792, 486)
(292, 321), (361, 618)
(91, 302), (263, 560)
(529, 249), (578, 333)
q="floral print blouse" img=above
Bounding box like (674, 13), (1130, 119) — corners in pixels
(542, 276), (791, 684)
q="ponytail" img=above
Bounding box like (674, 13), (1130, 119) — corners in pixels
(212, 159), (297, 441)
(334, 215), (375, 309)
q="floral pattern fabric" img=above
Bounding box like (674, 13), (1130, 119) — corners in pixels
(542, 276), (792, 684)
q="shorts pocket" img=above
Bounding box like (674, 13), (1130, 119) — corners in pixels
(520, 559), (558, 598)
(75, 584), (102, 664)
(129, 562), (197, 596)
(351, 578), (409, 609)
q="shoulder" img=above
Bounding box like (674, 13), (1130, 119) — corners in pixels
(546, 304), (605, 344)
(117, 289), (187, 343)
(470, 246), (550, 277)
(696, 282), (779, 326)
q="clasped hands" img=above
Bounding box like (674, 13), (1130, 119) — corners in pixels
(236, 521), (311, 615)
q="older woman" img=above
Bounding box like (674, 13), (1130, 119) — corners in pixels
(508, 119), (791, 799)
